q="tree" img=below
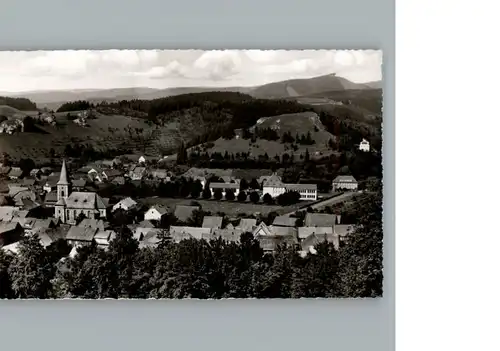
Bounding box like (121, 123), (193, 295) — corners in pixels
(8, 235), (55, 298)
(237, 190), (247, 202)
(250, 191), (260, 204)
(0, 250), (14, 298)
(19, 158), (35, 176)
(263, 193), (274, 205)
(337, 190), (383, 297)
(190, 180), (203, 199)
(239, 178), (249, 191)
(213, 188), (223, 201)
(304, 149), (310, 162)
(225, 189), (235, 201)
(249, 178), (260, 190)
(202, 186), (212, 199)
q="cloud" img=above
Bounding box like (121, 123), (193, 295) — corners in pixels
(0, 49), (382, 92)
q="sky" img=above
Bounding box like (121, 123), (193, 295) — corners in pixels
(0, 50), (382, 93)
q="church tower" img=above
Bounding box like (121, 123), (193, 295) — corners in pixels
(55, 159), (70, 223)
(57, 159), (70, 201)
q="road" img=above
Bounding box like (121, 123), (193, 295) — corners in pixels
(279, 191), (361, 216)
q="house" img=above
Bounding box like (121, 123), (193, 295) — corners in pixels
(359, 138), (370, 152)
(304, 213), (338, 227)
(0, 119), (24, 134)
(8, 167), (23, 179)
(237, 218), (257, 232)
(211, 227), (243, 243)
(96, 159), (116, 169)
(94, 230), (117, 247)
(43, 175), (60, 193)
(0, 222), (24, 247)
(262, 173), (317, 200)
(30, 169), (41, 178)
(111, 176), (125, 185)
(169, 226), (212, 242)
(299, 233), (338, 256)
(71, 178), (87, 191)
(123, 154), (146, 165)
(144, 205), (169, 221)
(132, 223), (158, 241)
(174, 205), (199, 223)
(112, 197), (138, 212)
(252, 222), (298, 241)
(0, 206), (19, 222)
(65, 225), (97, 246)
(202, 216), (223, 229)
(332, 175), (358, 192)
(1, 241), (21, 255)
(88, 166), (104, 183)
(43, 191), (58, 207)
(0, 166), (11, 177)
(22, 178), (36, 187)
(209, 182), (240, 197)
(102, 169), (122, 181)
(128, 166), (147, 181)
(272, 215), (299, 227)
(298, 226), (333, 240)
(138, 230), (162, 249)
(77, 218), (106, 232)
(53, 160), (108, 224)
(133, 227), (163, 242)
(150, 169), (171, 182)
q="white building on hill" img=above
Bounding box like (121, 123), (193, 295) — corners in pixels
(54, 160), (108, 224)
(359, 138), (370, 152)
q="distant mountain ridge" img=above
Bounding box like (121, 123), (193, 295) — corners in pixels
(2, 73), (382, 109)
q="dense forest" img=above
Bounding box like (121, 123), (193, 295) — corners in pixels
(0, 191), (382, 299)
(0, 96), (37, 110)
(56, 100), (93, 112)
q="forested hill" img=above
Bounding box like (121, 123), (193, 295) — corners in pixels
(96, 91), (313, 148)
(0, 96), (38, 111)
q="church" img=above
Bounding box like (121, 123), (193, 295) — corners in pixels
(54, 160), (107, 224)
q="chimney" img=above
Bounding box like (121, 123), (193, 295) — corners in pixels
(336, 214), (341, 224)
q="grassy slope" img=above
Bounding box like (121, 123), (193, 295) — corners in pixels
(199, 111), (337, 159)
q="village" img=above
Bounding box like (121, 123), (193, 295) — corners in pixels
(0, 148), (366, 259)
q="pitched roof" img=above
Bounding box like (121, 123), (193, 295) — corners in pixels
(269, 225), (298, 237)
(300, 233), (337, 251)
(209, 182), (239, 189)
(284, 183), (317, 191)
(202, 216), (223, 229)
(44, 191), (58, 204)
(272, 215), (298, 227)
(113, 197), (137, 210)
(333, 224), (356, 237)
(174, 205), (199, 222)
(0, 206), (19, 222)
(211, 227), (243, 243)
(237, 218), (257, 232)
(148, 205), (169, 216)
(263, 173), (284, 187)
(298, 226), (333, 239)
(77, 219), (105, 232)
(257, 235), (298, 251)
(8, 167), (23, 177)
(72, 179), (87, 187)
(66, 225), (97, 242)
(22, 178), (36, 186)
(333, 175), (357, 183)
(169, 226), (212, 241)
(94, 230), (116, 245)
(58, 160), (70, 185)
(65, 192), (107, 209)
(0, 166), (11, 175)
(103, 169), (122, 178)
(137, 220), (155, 228)
(0, 221), (22, 234)
(304, 213), (337, 227)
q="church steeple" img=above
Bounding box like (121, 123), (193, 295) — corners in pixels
(57, 159), (69, 185)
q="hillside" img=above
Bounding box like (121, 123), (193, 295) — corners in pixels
(0, 105), (39, 119)
(195, 111), (337, 159)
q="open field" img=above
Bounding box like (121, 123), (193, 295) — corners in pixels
(138, 197), (306, 217)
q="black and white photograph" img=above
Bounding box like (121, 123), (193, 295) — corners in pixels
(0, 49), (383, 299)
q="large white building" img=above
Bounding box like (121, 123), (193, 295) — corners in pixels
(262, 173), (317, 201)
(332, 175), (358, 192)
(54, 160), (108, 224)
